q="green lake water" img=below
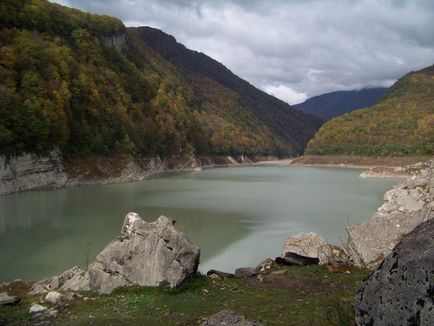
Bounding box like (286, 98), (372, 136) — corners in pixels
(0, 165), (398, 281)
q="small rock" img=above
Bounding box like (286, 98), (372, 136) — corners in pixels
(45, 291), (64, 304)
(0, 292), (20, 306)
(29, 303), (47, 314)
(201, 309), (262, 326)
(234, 267), (258, 278)
(206, 270), (234, 279)
(64, 292), (83, 301)
(325, 264), (352, 273)
(256, 258), (273, 274)
(46, 308), (58, 318)
(269, 270), (288, 276)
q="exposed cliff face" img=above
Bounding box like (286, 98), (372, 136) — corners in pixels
(0, 149), (68, 196)
(0, 150), (247, 195)
(64, 154), (200, 186)
(0, 150), (202, 195)
(98, 31), (129, 54)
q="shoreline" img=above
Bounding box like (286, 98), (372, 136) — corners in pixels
(2, 150), (430, 196)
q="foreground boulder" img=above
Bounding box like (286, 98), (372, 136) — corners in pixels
(347, 162), (433, 268)
(31, 213), (200, 294)
(201, 309), (262, 326)
(281, 232), (331, 264)
(354, 218), (434, 325)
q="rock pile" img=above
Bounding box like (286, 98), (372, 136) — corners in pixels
(30, 213), (200, 294)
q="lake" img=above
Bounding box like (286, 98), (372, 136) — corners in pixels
(0, 165), (398, 281)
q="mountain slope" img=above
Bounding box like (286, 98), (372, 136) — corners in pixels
(306, 66), (434, 156)
(128, 27), (322, 154)
(0, 0), (321, 159)
(295, 88), (386, 120)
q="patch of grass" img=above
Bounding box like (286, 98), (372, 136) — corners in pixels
(0, 265), (369, 325)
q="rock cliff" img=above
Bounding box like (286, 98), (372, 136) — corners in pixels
(0, 149), (68, 196)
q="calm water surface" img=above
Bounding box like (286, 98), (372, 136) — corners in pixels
(0, 166), (398, 281)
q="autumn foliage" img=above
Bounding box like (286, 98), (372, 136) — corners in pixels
(0, 0), (321, 159)
(306, 66), (434, 156)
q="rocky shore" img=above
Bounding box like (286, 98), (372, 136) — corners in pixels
(0, 150), (286, 196)
(347, 159), (433, 268)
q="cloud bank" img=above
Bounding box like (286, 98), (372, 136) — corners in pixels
(52, 0), (434, 104)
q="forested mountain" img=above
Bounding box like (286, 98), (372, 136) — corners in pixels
(294, 88), (386, 120)
(0, 0), (321, 159)
(306, 66), (434, 156)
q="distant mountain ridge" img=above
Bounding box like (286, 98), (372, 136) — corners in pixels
(306, 65), (434, 156)
(295, 88), (387, 120)
(0, 0), (321, 159)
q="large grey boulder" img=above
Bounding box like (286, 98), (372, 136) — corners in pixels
(347, 162), (433, 268)
(354, 218), (434, 326)
(281, 232), (331, 264)
(30, 213), (200, 294)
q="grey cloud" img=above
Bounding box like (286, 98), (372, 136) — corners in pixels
(52, 0), (434, 104)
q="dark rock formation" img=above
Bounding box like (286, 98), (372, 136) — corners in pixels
(354, 218), (434, 325)
(275, 252), (320, 266)
(206, 270), (234, 279)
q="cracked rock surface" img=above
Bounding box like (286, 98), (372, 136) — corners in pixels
(354, 218), (434, 326)
(30, 213), (200, 294)
(347, 160), (433, 268)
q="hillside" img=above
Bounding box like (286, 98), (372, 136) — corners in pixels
(0, 0), (321, 160)
(306, 65), (434, 156)
(294, 88), (386, 120)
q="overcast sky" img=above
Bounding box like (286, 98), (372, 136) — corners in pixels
(52, 0), (434, 104)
